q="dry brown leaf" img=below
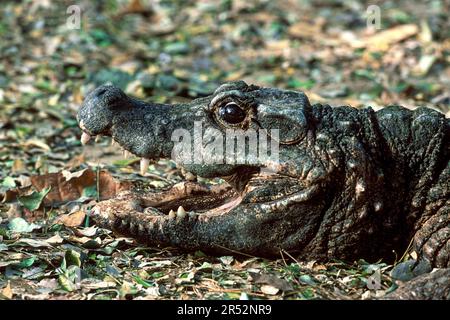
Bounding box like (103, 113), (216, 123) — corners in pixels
(12, 159), (26, 173)
(6, 203), (23, 220)
(418, 20), (433, 43)
(3, 169), (131, 223)
(64, 154), (85, 169)
(73, 226), (98, 237)
(63, 50), (85, 65)
(357, 24), (419, 51)
(17, 175), (32, 188)
(115, 0), (153, 19)
(249, 272), (293, 292)
(16, 238), (51, 248)
(288, 21), (323, 40)
(260, 284), (279, 295)
(61, 168), (89, 181)
(54, 210), (86, 227)
(29, 169), (130, 205)
(45, 233), (64, 244)
(2, 189), (19, 203)
(265, 40), (291, 51)
(71, 87), (84, 105)
(224, 70), (247, 82)
(412, 55), (436, 76)
(66, 235), (92, 244)
(37, 278), (58, 291)
(1, 281), (13, 299)
(22, 139), (51, 151)
(313, 264), (327, 271)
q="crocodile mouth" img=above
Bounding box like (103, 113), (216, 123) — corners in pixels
(79, 130), (320, 219)
(79, 129), (248, 216)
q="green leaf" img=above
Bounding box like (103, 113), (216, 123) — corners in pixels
(150, 271), (165, 279)
(256, 74), (277, 85)
(156, 74), (181, 92)
(287, 78), (315, 90)
(197, 262), (213, 272)
(16, 257), (35, 269)
(35, 80), (58, 93)
(65, 250), (81, 268)
(17, 187), (51, 211)
(299, 274), (317, 286)
(2, 177), (16, 188)
(225, 292), (241, 299)
(82, 185), (97, 198)
(164, 42), (189, 55)
(8, 217), (40, 233)
(194, 250), (206, 258)
(133, 275), (154, 288)
(90, 68), (133, 90)
(82, 237), (102, 249)
(301, 288), (315, 299)
(353, 69), (376, 80)
(89, 29), (113, 47)
(59, 274), (76, 292)
(0, 227), (10, 239)
(393, 82), (409, 93)
(66, 265), (82, 283)
(112, 158), (140, 167)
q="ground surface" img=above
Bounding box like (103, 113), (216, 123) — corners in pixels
(0, 0), (449, 300)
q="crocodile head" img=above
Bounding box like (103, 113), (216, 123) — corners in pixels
(78, 81), (389, 259)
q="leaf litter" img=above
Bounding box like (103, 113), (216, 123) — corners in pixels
(0, 0), (448, 300)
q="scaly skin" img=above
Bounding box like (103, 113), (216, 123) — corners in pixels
(78, 81), (449, 299)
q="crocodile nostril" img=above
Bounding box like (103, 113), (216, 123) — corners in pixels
(95, 88), (108, 97)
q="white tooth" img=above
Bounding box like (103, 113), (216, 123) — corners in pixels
(140, 158), (150, 175)
(168, 210), (176, 219)
(81, 132), (91, 145)
(95, 135), (102, 143)
(184, 172), (196, 181)
(111, 139), (116, 146)
(79, 120), (86, 130)
(176, 206), (186, 219)
(123, 150), (131, 158)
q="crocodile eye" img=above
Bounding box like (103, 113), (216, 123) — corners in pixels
(218, 102), (246, 124)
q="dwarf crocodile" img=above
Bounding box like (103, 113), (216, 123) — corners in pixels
(77, 81), (449, 299)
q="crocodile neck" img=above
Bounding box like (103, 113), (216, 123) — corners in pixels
(375, 106), (448, 233)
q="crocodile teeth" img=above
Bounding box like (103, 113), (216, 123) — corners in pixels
(111, 139), (116, 147)
(95, 135), (102, 143)
(123, 150), (131, 158)
(184, 171), (196, 181)
(168, 210), (176, 219)
(176, 206), (186, 219)
(140, 158), (150, 175)
(81, 132), (91, 145)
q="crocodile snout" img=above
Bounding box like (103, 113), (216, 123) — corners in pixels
(78, 85), (132, 143)
(88, 85), (129, 106)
